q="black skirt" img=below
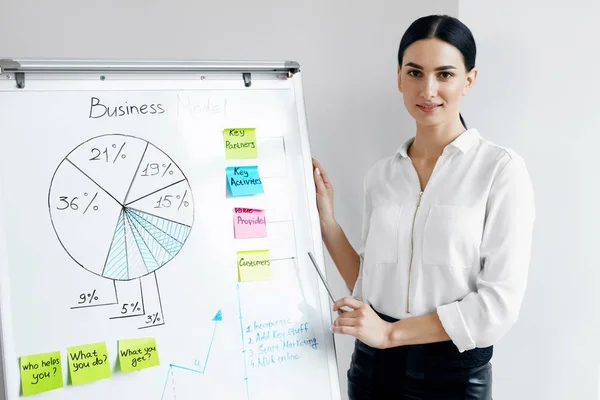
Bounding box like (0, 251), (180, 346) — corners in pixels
(347, 309), (493, 400)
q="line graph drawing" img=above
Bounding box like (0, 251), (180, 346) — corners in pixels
(161, 310), (223, 400)
(48, 134), (194, 327)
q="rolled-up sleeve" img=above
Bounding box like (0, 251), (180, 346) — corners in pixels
(437, 153), (535, 352)
(352, 174), (373, 300)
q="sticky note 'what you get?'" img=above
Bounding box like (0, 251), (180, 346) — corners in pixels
(226, 166), (264, 196)
(118, 337), (160, 373)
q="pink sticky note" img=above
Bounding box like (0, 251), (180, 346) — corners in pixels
(233, 208), (268, 239)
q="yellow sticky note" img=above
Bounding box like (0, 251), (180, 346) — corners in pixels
(20, 351), (63, 396)
(67, 342), (111, 386)
(223, 128), (258, 159)
(238, 249), (271, 282)
(118, 338), (160, 373)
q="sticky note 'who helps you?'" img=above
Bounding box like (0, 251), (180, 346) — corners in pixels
(20, 351), (63, 396)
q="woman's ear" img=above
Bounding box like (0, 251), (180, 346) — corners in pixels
(462, 67), (478, 96)
(397, 65), (403, 93)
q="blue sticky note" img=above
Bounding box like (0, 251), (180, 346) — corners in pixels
(226, 166), (264, 196)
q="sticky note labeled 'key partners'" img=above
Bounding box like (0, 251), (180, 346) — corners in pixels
(223, 127), (258, 159)
(67, 342), (111, 386)
(118, 337), (160, 373)
(20, 351), (63, 396)
(226, 166), (264, 196)
(238, 249), (271, 282)
(234, 208), (267, 239)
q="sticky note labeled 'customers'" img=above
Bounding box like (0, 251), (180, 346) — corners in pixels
(233, 208), (267, 239)
(20, 351), (63, 396)
(238, 249), (271, 282)
(226, 166), (264, 196)
(66, 342), (111, 386)
(223, 128), (258, 159)
(118, 337), (160, 373)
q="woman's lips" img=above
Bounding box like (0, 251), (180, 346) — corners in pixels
(417, 104), (441, 113)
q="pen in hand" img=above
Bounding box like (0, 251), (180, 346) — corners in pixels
(307, 251), (345, 315)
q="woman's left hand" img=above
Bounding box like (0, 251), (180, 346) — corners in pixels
(331, 297), (393, 349)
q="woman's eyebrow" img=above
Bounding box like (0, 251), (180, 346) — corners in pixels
(404, 62), (457, 71)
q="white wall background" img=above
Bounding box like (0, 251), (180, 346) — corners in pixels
(0, 1), (456, 399)
(5, 1), (597, 399)
(459, 1), (600, 399)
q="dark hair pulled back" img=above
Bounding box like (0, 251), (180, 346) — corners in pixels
(397, 15), (476, 129)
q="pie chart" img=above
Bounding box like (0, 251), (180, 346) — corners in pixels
(48, 134), (194, 281)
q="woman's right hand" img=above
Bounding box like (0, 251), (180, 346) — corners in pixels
(312, 158), (336, 230)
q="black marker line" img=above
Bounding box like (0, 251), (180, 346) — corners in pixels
(101, 209), (125, 277)
(109, 313), (144, 320)
(66, 158), (123, 207)
(124, 209), (130, 280)
(138, 322), (166, 330)
(127, 212), (172, 258)
(125, 213), (161, 272)
(127, 209), (184, 246)
(123, 142), (149, 204)
(113, 280), (119, 304)
(154, 272), (165, 324)
(127, 207), (191, 229)
(70, 302), (117, 310)
(139, 278), (146, 315)
(124, 179), (186, 206)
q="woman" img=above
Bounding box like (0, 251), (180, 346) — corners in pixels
(312, 15), (535, 400)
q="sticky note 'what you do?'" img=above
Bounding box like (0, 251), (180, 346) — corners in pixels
(67, 342), (112, 386)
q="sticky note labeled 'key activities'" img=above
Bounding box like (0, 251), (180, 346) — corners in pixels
(238, 249), (271, 282)
(20, 351), (63, 396)
(226, 166), (264, 196)
(118, 337), (160, 373)
(223, 127), (258, 159)
(67, 342), (111, 386)
(234, 208), (267, 239)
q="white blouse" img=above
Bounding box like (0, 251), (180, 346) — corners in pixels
(353, 128), (535, 353)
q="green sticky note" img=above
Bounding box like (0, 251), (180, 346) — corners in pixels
(118, 338), (160, 373)
(20, 351), (63, 396)
(223, 128), (258, 159)
(238, 249), (272, 282)
(67, 342), (111, 386)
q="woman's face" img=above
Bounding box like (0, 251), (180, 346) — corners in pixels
(397, 38), (477, 128)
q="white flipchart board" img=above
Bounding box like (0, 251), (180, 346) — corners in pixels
(0, 59), (341, 400)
